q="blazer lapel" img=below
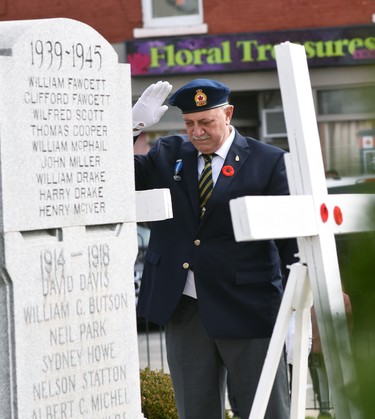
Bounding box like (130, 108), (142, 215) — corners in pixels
(181, 141), (200, 218)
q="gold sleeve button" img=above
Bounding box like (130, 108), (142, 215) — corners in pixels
(194, 239), (201, 246)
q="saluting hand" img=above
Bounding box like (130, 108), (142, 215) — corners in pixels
(132, 81), (172, 136)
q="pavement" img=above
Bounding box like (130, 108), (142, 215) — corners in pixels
(137, 329), (330, 418)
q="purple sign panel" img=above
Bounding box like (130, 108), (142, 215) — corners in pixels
(126, 25), (375, 76)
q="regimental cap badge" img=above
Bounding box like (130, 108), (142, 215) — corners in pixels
(169, 79), (230, 114)
(194, 89), (207, 108)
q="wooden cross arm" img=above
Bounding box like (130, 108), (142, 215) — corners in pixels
(135, 188), (173, 223)
(230, 194), (375, 241)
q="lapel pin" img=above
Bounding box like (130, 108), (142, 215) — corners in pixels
(173, 159), (183, 181)
(222, 165), (234, 176)
(235, 155), (240, 161)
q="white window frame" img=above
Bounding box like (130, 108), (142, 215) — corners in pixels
(134, 0), (207, 38)
(144, 0), (203, 28)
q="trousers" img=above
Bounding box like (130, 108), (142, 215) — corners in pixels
(165, 295), (290, 419)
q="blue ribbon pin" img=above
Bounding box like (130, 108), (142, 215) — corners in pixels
(173, 159), (183, 181)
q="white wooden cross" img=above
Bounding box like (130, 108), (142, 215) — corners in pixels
(136, 188), (173, 223)
(230, 42), (375, 419)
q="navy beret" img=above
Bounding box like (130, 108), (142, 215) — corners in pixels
(169, 79), (230, 114)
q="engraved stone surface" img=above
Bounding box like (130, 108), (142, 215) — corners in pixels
(0, 18), (134, 232)
(0, 18), (145, 419)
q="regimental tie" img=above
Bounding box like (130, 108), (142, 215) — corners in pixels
(199, 154), (215, 217)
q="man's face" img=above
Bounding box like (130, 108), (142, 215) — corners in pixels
(183, 105), (234, 154)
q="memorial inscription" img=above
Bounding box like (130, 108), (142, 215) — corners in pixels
(0, 18), (131, 231)
(11, 229), (137, 419)
(0, 18), (147, 419)
(30, 72), (109, 218)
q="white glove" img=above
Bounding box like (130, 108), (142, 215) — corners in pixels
(132, 81), (172, 136)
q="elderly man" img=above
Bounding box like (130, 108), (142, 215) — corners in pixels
(133, 79), (298, 419)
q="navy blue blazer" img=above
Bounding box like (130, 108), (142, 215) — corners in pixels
(135, 129), (298, 338)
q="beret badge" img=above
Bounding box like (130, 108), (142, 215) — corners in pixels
(194, 89), (207, 108)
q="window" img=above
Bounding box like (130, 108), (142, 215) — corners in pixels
(317, 86), (375, 117)
(134, 0), (207, 38)
(317, 87), (375, 176)
(259, 91), (289, 150)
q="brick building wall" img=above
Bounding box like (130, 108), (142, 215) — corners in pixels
(0, 0), (140, 43)
(204, 0), (374, 35)
(0, 0), (373, 44)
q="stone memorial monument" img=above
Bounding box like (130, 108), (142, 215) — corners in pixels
(0, 18), (172, 419)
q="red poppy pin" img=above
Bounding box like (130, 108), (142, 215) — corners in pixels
(222, 165), (234, 176)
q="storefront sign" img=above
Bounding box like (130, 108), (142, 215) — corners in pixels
(126, 25), (375, 76)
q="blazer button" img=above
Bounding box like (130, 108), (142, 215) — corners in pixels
(182, 262), (190, 269)
(194, 239), (201, 246)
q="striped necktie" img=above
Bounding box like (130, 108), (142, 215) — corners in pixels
(199, 154), (214, 217)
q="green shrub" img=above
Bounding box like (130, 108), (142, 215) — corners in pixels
(140, 368), (178, 419)
(140, 367), (232, 418)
